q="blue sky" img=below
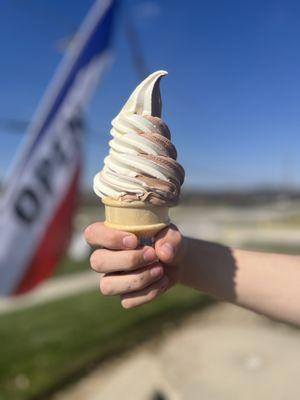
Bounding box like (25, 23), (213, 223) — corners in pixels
(0, 0), (300, 190)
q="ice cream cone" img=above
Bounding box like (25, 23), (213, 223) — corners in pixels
(94, 71), (184, 244)
(102, 197), (170, 239)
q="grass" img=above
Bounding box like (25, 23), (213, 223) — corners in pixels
(55, 256), (88, 276)
(0, 286), (210, 400)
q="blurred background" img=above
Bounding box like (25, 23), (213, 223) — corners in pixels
(1, 0), (300, 399)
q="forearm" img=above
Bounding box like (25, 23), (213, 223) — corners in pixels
(179, 237), (300, 325)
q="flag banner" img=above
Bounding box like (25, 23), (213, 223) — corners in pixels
(0, 0), (118, 295)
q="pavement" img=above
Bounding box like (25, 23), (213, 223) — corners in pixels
(172, 202), (300, 248)
(53, 302), (300, 400)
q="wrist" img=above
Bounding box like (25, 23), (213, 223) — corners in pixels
(174, 237), (219, 294)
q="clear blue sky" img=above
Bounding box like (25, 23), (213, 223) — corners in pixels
(1, 0), (300, 190)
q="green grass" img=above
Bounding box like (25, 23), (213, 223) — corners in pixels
(55, 256), (88, 276)
(0, 287), (210, 400)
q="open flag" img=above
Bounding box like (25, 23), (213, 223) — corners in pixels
(0, 0), (118, 295)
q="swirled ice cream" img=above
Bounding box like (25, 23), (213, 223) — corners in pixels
(93, 71), (184, 206)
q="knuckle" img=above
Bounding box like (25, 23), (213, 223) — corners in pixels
(105, 229), (114, 242)
(127, 277), (138, 291)
(127, 251), (141, 269)
(100, 278), (113, 296)
(172, 225), (181, 240)
(89, 252), (97, 269)
(173, 229), (182, 244)
(141, 270), (154, 285)
(84, 225), (93, 242)
(106, 230), (123, 249)
(90, 250), (102, 271)
(169, 223), (180, 239)
(131, 275), (145, 291)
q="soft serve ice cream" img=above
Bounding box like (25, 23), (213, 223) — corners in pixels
(93, 71), (184, 206)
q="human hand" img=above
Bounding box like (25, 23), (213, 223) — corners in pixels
(84, 223), (186, 309)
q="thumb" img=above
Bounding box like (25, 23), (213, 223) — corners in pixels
(154, 224), (183, 265)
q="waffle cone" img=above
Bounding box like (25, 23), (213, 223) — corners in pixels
(102, 197), (170, 238)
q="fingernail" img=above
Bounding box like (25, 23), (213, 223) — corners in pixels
(143, 247), (156, 263)
(150, 265), (162, 277)
(161, 243), (174, 259)
(123, 235), (137, 249)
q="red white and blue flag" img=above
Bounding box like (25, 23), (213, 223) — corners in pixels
(0, 0), (118, 295)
